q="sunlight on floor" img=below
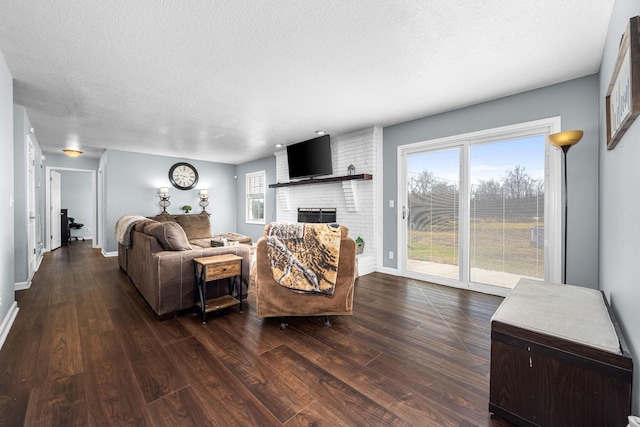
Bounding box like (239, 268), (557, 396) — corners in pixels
(407, 259), (541, 289)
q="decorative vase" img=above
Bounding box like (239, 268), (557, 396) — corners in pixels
(356, 242), (364, 255)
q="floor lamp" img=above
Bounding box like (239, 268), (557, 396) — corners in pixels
(548, 130), (583, 284)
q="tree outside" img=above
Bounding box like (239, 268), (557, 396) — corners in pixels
(408, 165), (544, 279)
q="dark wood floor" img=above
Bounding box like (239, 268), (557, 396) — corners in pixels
(0, 240), (515, 426)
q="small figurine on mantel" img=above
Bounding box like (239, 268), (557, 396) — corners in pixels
(347, 164), (355, 176)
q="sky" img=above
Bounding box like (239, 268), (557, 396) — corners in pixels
(407, 135), (545, 187)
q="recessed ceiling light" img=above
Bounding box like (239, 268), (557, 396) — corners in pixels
(275, 143), (283, 148)
(315, 130), (326, 135)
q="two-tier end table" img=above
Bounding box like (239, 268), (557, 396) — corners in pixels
(193, 254), (243, 324)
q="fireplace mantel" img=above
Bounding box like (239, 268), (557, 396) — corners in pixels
(268, 173), (372, 188)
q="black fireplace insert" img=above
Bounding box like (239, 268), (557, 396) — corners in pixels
(297, 208), (337, 223)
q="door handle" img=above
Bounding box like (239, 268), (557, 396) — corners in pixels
(402, 206), (406, 219)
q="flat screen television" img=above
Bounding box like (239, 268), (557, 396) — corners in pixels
(287, 134), (333, 179)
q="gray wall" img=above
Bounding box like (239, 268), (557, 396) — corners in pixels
(382, 75), (600, 289)
(61, 171), (94, 240)
(599, 0), (640, 414)
(45, 153), (99, 170)
(235, 155), (276, 242)
(12, 107), (27, 283)
(101, 149), (238, 253)
(0, 51), (15, 331)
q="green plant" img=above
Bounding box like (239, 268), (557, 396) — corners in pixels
(355, 236), (364, 244)
(181, 205), (192, 212)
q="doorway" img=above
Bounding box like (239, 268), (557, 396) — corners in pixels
(45, 167), (97, 251)
(27, 136), (37, 275)
(398, 118), (562, 296)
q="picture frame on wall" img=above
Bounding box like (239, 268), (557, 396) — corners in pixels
(606, 16), (640, 150)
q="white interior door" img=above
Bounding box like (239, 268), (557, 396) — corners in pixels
(27, 137), (36, 274)
(50, 170), (62, 250)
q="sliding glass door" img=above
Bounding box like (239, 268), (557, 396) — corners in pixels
(468, 136), (545, 288)
(400, 119), (560, 294)
(406, 147), (461, 282)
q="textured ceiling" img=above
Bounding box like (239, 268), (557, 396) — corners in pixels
(0, 1), (614, 164)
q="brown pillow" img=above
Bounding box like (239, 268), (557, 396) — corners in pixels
(134, 219), (155, 231)
(175, 213), (212, 239)
(144, 222), (192, 251)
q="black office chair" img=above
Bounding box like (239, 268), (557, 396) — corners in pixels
(68, 217), (85, 241)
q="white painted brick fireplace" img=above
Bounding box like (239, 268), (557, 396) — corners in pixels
(273, 127), (380, 275)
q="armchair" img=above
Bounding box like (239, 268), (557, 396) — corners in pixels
(252, 222), (357, 327)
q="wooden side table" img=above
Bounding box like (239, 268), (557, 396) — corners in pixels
(193, 254), (243, 324)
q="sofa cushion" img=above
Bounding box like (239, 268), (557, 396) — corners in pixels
(175, 213), (212, 240)
(149, 212), (177, 223)
(142, 221), (160, 234)
(144, 222), (192, 251)
(134, 219), (156, 231)
(189, 238), (214, 248)
(217, 232), (252, 244)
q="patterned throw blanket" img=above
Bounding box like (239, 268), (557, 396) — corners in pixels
(115, 215), (148, 248)
(266, 223), (341, 296)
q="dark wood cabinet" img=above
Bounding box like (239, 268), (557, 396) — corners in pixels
(489, 283), (633, 427)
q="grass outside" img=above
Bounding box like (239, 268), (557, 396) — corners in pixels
(408, 221), (544, 278)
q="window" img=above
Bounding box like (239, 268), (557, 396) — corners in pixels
(246, 171), (265, 224)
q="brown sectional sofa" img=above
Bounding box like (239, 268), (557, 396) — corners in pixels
(118, 213), (251, 320)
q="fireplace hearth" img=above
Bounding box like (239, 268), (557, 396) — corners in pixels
(298, 208), (337, 223)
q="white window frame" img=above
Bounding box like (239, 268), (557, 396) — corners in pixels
(246, 170), (266, 224)
(397, 117), (562, 296)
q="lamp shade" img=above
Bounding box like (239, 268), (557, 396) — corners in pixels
(548, 130), (583, 148)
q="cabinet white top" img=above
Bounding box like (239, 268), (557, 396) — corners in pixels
(492, 278), (621, 355)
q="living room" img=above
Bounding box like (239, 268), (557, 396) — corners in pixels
(1, 0), (639, 423)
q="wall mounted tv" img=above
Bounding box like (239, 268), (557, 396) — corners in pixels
(286, 134), (333, 180)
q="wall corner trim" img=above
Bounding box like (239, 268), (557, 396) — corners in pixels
(0, 302), (19, 351)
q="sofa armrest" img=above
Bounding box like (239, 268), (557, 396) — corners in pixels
(151, 245), (252, 313)
(127, 227), (252, 318)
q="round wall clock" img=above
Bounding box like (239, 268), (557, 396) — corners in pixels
(169, 162), (199, 190)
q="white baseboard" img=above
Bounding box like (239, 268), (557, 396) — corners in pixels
(376, 266), (400, 276)
(102, 250), (117, 257)
(0, 302), (19, 351)
(16, 262), (41, 291)
(15, 280), (30, 291)
(355, 255), (377, 276)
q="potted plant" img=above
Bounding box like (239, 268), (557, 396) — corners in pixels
(355, 236), (364, 254)
(181, 205), (192, 214)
